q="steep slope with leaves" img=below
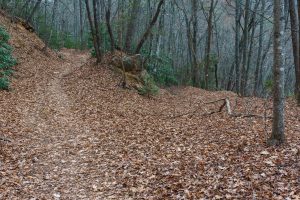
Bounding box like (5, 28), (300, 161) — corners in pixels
(62, 59), (300, 199)
(0, 11), (299, 199)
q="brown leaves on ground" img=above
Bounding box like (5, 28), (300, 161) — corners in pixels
(0, 12), (300, 200)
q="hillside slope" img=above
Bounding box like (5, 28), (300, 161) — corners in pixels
(0, 12), (300, 199)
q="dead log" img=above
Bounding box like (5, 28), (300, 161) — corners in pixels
(168, 98), (271, 119)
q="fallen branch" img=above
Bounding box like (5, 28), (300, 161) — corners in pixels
(0, 136), (12, 142)
(167, 98), (271, 119)
(168, 98), (228, 119)
(212, 98), (271, 118)
(231, 113), (272, 119)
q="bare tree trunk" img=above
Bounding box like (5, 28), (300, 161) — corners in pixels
(296, 0), (300, 105)
(155, 8), (165, 56)
(105, 0), (116, 51)
(43, 0), (58, 51)
(117, 0), (124, 49)
(93, 0), (102, 60)
(135, 0), (165, 54)
(85, 0), (101, 63)
(124, 0), (140, 53)
(254, 0), (265, 96)
(214, 7), (220, 90)
(289, 0), (300, 105)
(73, 0), (78, 47)
(20, 0), (32, 17)
(235, 0), (241, 94)
(244, 1), (260, 96)
(79, 0), (84, 49)
(240, 0), (250, 96)
(260, 32), (273, 92)
(191, 0), (198, 87)
(204, 0), (214, 90)
(26, 0), (42, 24)
(268, 0), (285, 145)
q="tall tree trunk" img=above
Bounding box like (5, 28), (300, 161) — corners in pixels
(254, 0), (265, 96)
(93, 0), (102, 61)
(105, 0), (116, 51)
(268, 0), (285, 145)
(43, 0), (58, 51)
(289, 0), (300, 105)
(214, 7), (220, 90)
(235, 0), (241, 94)
(204, 0), (214, 90)
(191, 0), (198, 87)
(296, 0), (300, 105)
(85, 0), (101, 63)
(244, 0), (260, 96)
(260, 32), (273, 93)
(244, 25), (255, 96)
(26, 0), (42, 24)
(79, 0), (84, 49)
(73, 0), (78, 47)
(117, 0), (124, 49)
(135, 0), (165, 54)
(227, 34), (247, 90)
(124, 0), (140, 53)
(240, 0), (250, 96)
(155, 7), (165, 57)
(44, 0), (47, 27)
(20, 0), (32, 18)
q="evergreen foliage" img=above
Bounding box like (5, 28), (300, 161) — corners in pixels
(138, 72), (159, 97)
(0, 26), (16, 90)
(146, 53), (178, 87)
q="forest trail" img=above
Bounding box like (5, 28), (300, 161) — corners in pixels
(16, 49), (100, 198)
(0, 13), (299, 199)
(4, 48), (297, 200)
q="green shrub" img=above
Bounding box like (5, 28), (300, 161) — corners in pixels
(265, 79), (273, 93)
(145, 53), (178, 86)
(90, 48), (96, 58)
(0, 26), (16, 90)
(0, 76), (9, 90)
(138, 72), (159, 97)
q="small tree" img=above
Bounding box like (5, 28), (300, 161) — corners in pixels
(85, 0), (102, 63)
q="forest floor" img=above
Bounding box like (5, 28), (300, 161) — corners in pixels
(1, 12), (300, 200)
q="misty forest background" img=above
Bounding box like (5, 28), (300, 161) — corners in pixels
(0, 0), (299, 100)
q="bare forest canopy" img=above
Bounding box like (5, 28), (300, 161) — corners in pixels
(0, 0), (299, 100)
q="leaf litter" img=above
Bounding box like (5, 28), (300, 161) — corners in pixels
(0, 12), (300, 200)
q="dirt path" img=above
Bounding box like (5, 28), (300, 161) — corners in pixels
(18, 50), (99, 199)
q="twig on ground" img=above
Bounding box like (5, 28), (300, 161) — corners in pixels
(167, 98), (271, 120)
(0, 136), (12, 142)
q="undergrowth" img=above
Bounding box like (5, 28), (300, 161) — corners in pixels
(0, 26), (16, 90)
(138, 72), (159, 97)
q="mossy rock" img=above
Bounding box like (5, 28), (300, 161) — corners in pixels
(111, 54), (143, 74)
